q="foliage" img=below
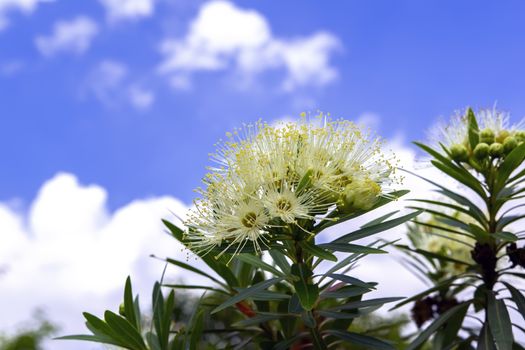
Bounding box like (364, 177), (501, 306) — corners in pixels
(63, 116), (419, 349)
(0, 312), (56, 350)
(396, 107), (525, 349)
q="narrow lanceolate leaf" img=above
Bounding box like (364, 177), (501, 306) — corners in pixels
(162, 219), (184, 241)
(467, 107), (479, 150)
(319, 243), (387, 254)
(124, 277), (140, 331)
(492, 231), (518, 243)
(55, 335), (122, 347)
(332, 210), (421, 244)
(165, 258), (225, 288)
(487, 293), (514, 350)
(503, 282), (525, 321)
(300, 240), (337, 262)
(212, 277), (284, 314)
(291, 263), (319, 311)
(330, 297), (404, 312)
(326, 330), (394, 350)
(315, 189), (410, 232)
(407, 303), (471, 350)
(495, 142), (525, 193)
(104, 311), (148, 350)
(325, 273), (375, 289)
(235, 254), (286, 277)
(477, 324), (496, 350)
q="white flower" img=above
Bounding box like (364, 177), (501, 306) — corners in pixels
(186, 114), (397, 257)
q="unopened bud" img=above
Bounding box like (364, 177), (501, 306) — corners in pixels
(503, 136), (518, 153)
(515, 131), (525, 143)
(489, 143), (503, 157)
(496, 130), (510, 143)
(339, 179), (381, 212)
(473, 143), (490, 160)
(449, 144), (468, 162)
(479, 129), (495, 145)
(119, 303), (126, 316)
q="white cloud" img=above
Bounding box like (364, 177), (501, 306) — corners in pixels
(128, 84), (155, 109)
(85, 60), (155, 110)
(0, 0), (47, 31)
(158, 0), (341, 91)
(0, 173), (194, 349)
(99, 0), (154, 22)
(35, 16), (98, 57)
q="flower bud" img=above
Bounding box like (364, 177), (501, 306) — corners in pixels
(473, 143), (490, 160)
(503, 136), (518, 153)
(496, 130), (510, 143)
(515, 131), (525, 143)
(449, 144), (468, 162)
(339, 179), (381, 212)
(489, 143), (503, 158)
(479, 129), (495, 145)
(119, 302), (126, 316)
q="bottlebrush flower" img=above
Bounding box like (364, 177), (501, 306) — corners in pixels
(185, 114), (397, 257)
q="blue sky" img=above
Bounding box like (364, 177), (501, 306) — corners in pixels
(2, 1), (525, 346)
(2, 0), (525, 209)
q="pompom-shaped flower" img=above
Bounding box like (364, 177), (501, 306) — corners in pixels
(186, 114), (397, 257)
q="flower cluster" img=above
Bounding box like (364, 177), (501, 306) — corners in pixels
(186, 114), (397, 256)
(432, 107), (525, 165)
(410, 213), (475, 277)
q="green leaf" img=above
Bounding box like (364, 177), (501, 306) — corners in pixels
(166, 258), (226, 288)
(361, 210), (400, 228)
(162, 284), (227, 294)
(212, 277), (283, 314)
(104, 311), (147, 350)
(326, 330), (394, 350)
(492, 231), (518, 243)
(415, 141), (486, 198)
(467, 107), (479, 150)
(410, 198), (487, 226)
(300, 240), (337, 262)
(495, 142), (525, 193)
(162, 219), (184, 241)
(82, 312), (121, 343)
(232, 313), (283, 327)
(291, 263), (319, 311)
(315, 190), (410, 232)
(324, 273), (375, 289)
(477, 324), (496, 350)
(269, 250), (291, 275)
(407, 303), (470, 350)
(391, 275), (458, 310)
(124, 277), (141, 331)
(319, 242), (387, 254)
(235, 254), (286, 277)
(187, 309), (204, 350)
(436, 299), (469, 349)
(321, 286), (370, 299)
(503, 282), (525, 322)
(487, 293), (514, 350)
(275, 334), (307, 350)
(330, 297), (404, 312)
(332, 210), (421, 244)
(396, 245), (472, 267)
(401, 168), (487, 223)
(56, 334), (123, 347)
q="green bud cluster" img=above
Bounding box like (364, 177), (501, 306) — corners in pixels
(448, 127), (524, 165)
